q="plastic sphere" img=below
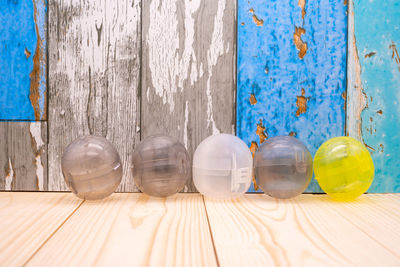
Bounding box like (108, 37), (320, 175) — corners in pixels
(254, 136), (313, 199)
(61, 135), (122, 200)
(132, 135), (190, 197)
(314, 136), (374, 201)
(193, 134), (252, 198)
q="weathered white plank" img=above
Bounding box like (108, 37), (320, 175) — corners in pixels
(48, 0), (141, 191)
(26, 194), (217, 267)
(141, 0), (237, 191)
(204, 194), (400, 267)
(0, 193), (82, 266)
(0, 122), (47, 191)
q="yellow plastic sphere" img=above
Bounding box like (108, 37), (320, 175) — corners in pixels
(314, 136), (374, 201)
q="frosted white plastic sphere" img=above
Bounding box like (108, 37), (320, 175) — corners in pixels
(193, 134), (253, 198)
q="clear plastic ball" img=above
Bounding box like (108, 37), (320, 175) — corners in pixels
(132, 135), (190, 197)
(314, 136), (374, 201)
(193, 134), (252, 198)
(61, 135), (122, 200)
(254, 136), (313, 199)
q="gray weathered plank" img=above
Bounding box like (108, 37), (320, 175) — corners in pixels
(141, 0), (237, 191)
(48, 0), (141, 191)
(0, 122), (47, 191)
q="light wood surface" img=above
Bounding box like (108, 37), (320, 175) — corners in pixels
(204, 194), (400, 267)
(0, 193), (82, 266)
(0, 193), (399, 266)
(26, 193), (217, 267)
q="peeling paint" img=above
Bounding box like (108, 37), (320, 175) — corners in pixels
(389, 42), (400, 72)
(206, 0), (226, 135)
(295, 88), (309, 116)
(147, 0), (201, 112)
(1, 0), (46, 120)
(289, 131), (297, 137)
(346, 4), (367, 141)
(293, 27), (307, 59)
(29, 0), (46, 120)
(249, 141), (259, 190)
(4, 158), (14, 191)
(249, 8), (263, 26)
(30, 122), (45, 191)
(252, 14), (263, 26)
(298, 0), (306, 20)
(364, 51), (376, 58)
(249, 94), (257, 105)
(377, 110), (383, 115)
(24, 48), (31, 59)
(256, 119), (267, 144)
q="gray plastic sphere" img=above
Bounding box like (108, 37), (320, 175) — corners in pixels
(132, 135), (190, 197)
(193, 134), (253, 198)
(254, 136), (313, 199)
(61, 135), (123, 200)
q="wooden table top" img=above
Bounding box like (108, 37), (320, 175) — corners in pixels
(0, 192), (399, 267)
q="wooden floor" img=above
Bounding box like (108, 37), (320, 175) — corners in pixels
(0, 193), (399, 267)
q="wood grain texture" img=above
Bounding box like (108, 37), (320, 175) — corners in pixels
(0, 193), (82, 266)
(141, 0), (237, 191)
(204, 194), (400, 267)
(347, 0), (400, 192)
(0, 122), (47, 191)
(237, 0), (347, 192)
(0, 0), (47, 120)
(48, 0), (142, 192)
(26, 193), (217, 267)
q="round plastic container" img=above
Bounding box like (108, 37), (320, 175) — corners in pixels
(254, 136), (313, 199)
(61, 135), (122, 200)
(314, 136), (374, 201)
(193, 134), (252, 198)
(132, 135), (190, 197)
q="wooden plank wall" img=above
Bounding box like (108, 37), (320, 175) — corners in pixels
(1, 1), (399, 192)
(0, 0), (47, 120)
(347, 0), (400, 192)
(237, 0), (348, 192)
(141, 0), (236, 191)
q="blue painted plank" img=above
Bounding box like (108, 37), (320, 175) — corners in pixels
(0, 0), (47, 120)
(348, 0), (400, 192)
(237, 0), (347, 192)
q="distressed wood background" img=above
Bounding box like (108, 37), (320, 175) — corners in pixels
(0, 0), (399, 192)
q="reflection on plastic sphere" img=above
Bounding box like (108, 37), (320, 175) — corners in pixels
(193, 134), (252, 199)
(314, 136), (374, 201)
(132, 135), (190, 197)
(61, 135), (122, 200)
(255, 136), (313, 199)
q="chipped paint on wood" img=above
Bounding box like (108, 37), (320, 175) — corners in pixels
(30, 123), (45, 191)
(348, 0), (400, 192)
(142, 0), (236, 191)
(0, 122), (48, 191)
(237, 0), (347, 192)
(4, 158), (14, 191)
(0, 0), (47, 120)
(48, 0), (141, 191)
(293, 27), (308, 60)
(249, 94), (257, 105)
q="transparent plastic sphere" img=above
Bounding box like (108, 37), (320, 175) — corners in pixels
(254, 136), (313, 199)
(193, 134), (252, 198)
(314, 136), (374, 201)
(132, 135), (190, 197)
(61, 135), (122, 200)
